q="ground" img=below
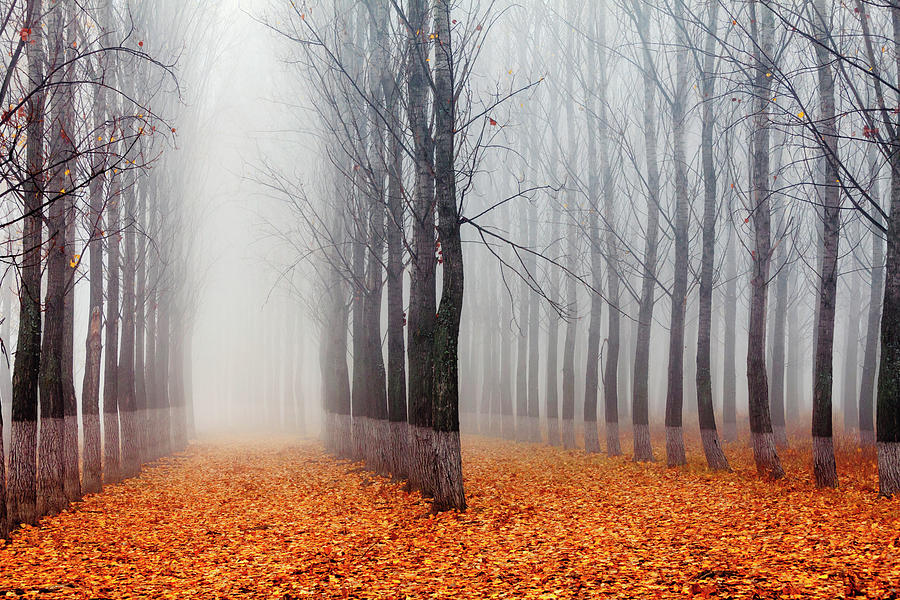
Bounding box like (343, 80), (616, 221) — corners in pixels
(0, 433), (898, 599)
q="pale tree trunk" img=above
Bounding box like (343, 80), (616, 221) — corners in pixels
(515, 203), (528, 442)
(583, 1), (602, 454)
(384, 43), (407, 478)
(544, 99), (561, 446)
(695, 0), (729, 471)
(526, 196), (540, 443)
(811, 0), (839, 488)
(631, 0), (661, 462)
(104, 168), (121, 484)
(10, 0), (45, 528)
(118, 175), (139, 478)
(723, 239), (738, 442)
(860, 151), (883, 448)
(746, 0), (784, 479)
(560, 0), (581, 451)
(664, 0), (690, 467)
(430, 0), (465, 511)
(499, 205), (515, 439)
(843, 298), (860, 434)
(597, 5), (620, 457)
(770, 241), (789, 448)
(135, 187), (148, 463)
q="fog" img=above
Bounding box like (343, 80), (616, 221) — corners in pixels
(0, 0), (896, 518)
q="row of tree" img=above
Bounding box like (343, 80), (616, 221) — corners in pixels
(280, 0), (900, 505)
(0, 0), (207, 537)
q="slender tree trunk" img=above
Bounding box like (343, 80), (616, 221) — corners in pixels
(860, 158), (884, 448)
(135, 187), (148, 464)
(104, 172), (121, 484)
(632, 0), (661, 462)
(875, 2), (900, 497)
(695, 0), (729, 471)
(811, 0), (839, 488)
(430, 0), (465, 511)
(665, 0), (690, 467)
(515, 205), (529, 442)
(844, 302), (860, 434)
(723, 237), (738, 442)
(597, 6), (620, 457)
(10, 0), (45, 528)
(405, 0), (436, 495)
(38, 0), (71, 518)
(119, 177), (139, 478)
(746, 1), (784, 479)
(770, 242), (789, 448)
(583, 4), (602, 454)
(385, 66), (408, 478)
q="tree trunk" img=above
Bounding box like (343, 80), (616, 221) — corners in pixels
(632, 0), (661, 462)
(723, 239), (738, 442)
(9, 0), (45, 528)
(746, 0), (784, 479)
(860, 156), (884, 448)
(38, 0), (72, 518)
(770, 242), (789, 448)
(695, 0), (729, 471)
(811, 0), (839, 488)
(430, 0), (465, 512)
(405, 0), (436, 496)
(875, 2), (900, 497)
(118, 178), (139, 478)
(664, 0), (690, 467)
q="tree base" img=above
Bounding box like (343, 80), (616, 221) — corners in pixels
(878, 441), (900, 497)
(546, 417), (560, 447)
(665, 426), (686, 466)
(430, 429), (466, 512)
(751, 431), (784, 479)
(38, 417), (67, 518)
(584, 420), (601, 453)
(700, 428), (730, 471)
(813, 436), (838, 488)
(633, 423), (654, 462)
(82, 413), (102, 494)
(606, 421), (621, 457)
(9, 421), (37, 527)
(64, 414), (81, 502)
(561, 419), (576, 449)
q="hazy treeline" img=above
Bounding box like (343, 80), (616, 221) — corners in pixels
(268, 0), (900, 508)
(0, 0), (220, 537)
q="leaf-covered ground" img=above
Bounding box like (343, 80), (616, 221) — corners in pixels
(0, 432), (898, 599)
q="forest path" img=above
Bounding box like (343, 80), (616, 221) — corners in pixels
(0, 435), (897, 598)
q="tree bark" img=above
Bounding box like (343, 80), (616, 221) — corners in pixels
(10, 0), (45, 528)
(746, 0), (784, 479)
(695, 0), (729, 471)
(811, 0), (839, 488)
(430, 0), (465, 512)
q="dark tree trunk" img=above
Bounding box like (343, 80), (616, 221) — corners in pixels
(104, 170), (121, 485)
(811, 0), (839, 488)
(746, 0), (784, 479)
(695, 0), (729, 471)
(38, 0), (71, 517)
(430, 0), (465, 512)
(875, 1), (900, 498)
(664, 0), (690, 467)
(9, 0), (45, 528)
(405, 0), (436, 496)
